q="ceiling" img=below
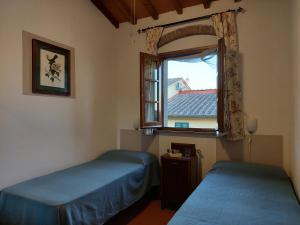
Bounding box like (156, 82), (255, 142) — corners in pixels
(91, 0), (241, 28)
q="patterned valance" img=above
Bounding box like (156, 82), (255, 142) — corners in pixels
(145, 27), (164, 55)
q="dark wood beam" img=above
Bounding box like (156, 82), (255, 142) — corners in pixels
(91, 0), (119, 28)
(202, 0), (212, 9)
(171, 0), (183, 14)
(115, 0), (136, 24)
(141, 0), (158, 20)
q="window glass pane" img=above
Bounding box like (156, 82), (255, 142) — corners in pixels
(155, 81), (158, 101)
(154, 66), (158, 80)
(144, 81), (158, 102)
(145, 103), (158, 122)
(144, 58), (157, 80)
(166, 49), (218, 129)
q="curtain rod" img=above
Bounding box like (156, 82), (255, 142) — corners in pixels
(137, 7), (245, 33)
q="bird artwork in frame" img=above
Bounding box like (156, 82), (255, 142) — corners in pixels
(32, 39), (71, 96)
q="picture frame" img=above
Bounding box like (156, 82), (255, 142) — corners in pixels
(32, 39), (71, 96)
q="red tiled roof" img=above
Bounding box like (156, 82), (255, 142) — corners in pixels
(168, 89), (217, 118)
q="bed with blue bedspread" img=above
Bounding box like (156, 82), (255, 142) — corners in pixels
(0, 150), (159, 225)
(168, 161), (300, 225)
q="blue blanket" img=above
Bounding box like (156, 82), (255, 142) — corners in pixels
(168, 161), (300, 225)
(0, 150), (160, 225)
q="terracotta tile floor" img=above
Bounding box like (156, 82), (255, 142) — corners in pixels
(105, 199), (175, 225)
(127, 200), (175, 225)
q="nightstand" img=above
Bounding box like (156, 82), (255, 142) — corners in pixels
(161, 143), (199, 209)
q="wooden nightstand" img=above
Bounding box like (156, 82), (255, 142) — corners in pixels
(161, 143), (199, 209)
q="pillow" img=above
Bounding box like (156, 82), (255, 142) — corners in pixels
(98, 149), (157, 166)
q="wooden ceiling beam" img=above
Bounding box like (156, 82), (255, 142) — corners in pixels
(91, 0), (119, 28)
(115, 0), (136, 24)
(202, 0), (212, 9)
(141, 0), (159, 20)
(171, 0), (183, 14)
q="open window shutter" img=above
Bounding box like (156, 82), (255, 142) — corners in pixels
(217, 38), (225, 133)
(140, 52), (163, 128)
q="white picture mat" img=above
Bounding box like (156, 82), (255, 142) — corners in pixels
(40, 49), (65, 88)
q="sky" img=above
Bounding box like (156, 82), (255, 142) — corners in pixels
(168, 57), (217, 90)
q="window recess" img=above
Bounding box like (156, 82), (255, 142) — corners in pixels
(140, 39), (225, 132)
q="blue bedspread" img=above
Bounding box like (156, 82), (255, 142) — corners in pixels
(168, 161), (300, 225)
(0, 150), (160, 225)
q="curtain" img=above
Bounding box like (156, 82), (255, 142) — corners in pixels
(145, 27), (164, 55)
(173, 49), (218, 70)
(211, 12), (244, 141)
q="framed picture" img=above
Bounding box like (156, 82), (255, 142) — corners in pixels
(32, 39), (71, 96)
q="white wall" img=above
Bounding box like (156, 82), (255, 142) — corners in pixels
(116, 0), (292, 174)
(291, 0), (300, 196)
(159, 134), (216, 178)
(0, 0), (117, 189)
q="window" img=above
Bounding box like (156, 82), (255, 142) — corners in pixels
(140, 53), (162, 128)
(174, 122), (189, 128)
(140, 39), (225, 132)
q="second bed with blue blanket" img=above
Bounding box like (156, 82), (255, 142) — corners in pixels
(168, 161), (300, 225)
(0, 150), (160, 225)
